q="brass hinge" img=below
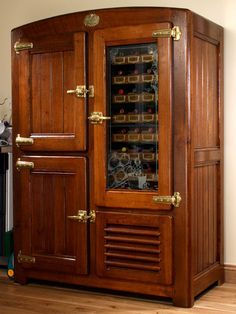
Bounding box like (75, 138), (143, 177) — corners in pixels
(153, 192), (182, 207)
(14, 41), (33, 54)
(67, 85), (94, 98)
(16, 158), (34, 171)
(17, 250), (35, 264)
(152, 26), (182, 41)
(16, 134), (34, 147)
(67, 210), (96, 223)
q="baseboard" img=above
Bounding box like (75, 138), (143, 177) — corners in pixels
(224, 264), (236, 284)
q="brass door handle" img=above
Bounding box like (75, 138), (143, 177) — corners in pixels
(88, 112), (111, 124)
(15, 134), (34, 147)
(67, 85), (89, 98)
(16, 158), (34, 171)
(67, 210), (95, 223)
(67, 85), (94, 98)
(153, 192), (182, 207)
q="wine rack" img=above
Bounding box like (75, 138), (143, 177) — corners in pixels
(107, 43), (159, 190)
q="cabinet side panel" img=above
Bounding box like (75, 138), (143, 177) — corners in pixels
(192, 33), (223, 276)
(193, 38), (219, 148)
(193, 164), (218, 274)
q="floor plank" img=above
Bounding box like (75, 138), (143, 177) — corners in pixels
(0, 278), (235, 313)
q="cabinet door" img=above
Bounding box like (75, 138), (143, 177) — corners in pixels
(15, 156), (88, 275)
(96, 211), (173, 285)
(15, 33), (87, 151)
(92, 24), (172, 209)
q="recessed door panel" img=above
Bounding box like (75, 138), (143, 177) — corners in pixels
(16, 33), (87, 151)
(16, 156), (88, 275)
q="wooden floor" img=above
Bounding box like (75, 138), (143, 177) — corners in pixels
(0, 276), (235, 313)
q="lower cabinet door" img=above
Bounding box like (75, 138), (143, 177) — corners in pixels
(15, 156), (88, 275)
(96, 211), (173, 285)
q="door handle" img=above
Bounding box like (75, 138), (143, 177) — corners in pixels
(67, 210), (95, 223)
(88, 112), (111, 124)
(67, 85), (94, 98)
(16, 158), (34, 171)
(153, 192), (182, 207)
(15, 134), (34, 147)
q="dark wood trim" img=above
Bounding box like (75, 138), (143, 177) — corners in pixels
(224, 265), (236, 284)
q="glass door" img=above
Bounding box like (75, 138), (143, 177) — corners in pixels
(92, 23), (173, 210)
(107, 43), (158, 191)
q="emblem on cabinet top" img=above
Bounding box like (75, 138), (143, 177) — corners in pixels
(84, 13), (100, 27)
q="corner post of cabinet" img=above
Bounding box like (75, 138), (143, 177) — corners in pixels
(171, 10), (194, 307)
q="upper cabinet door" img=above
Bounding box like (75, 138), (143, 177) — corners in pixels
(15, 33), (87, 151)
(92, 23), (173, 210)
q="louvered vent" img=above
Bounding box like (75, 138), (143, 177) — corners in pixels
(104, 224), (161, 272)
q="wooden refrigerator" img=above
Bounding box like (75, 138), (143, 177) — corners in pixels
(11, 7), (224, 307)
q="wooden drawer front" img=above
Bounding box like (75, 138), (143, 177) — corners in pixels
(96, 212), (173, 285)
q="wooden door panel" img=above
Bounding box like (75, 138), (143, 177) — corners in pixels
(17, 156), (88, 275)
(96, 211), (173, 285)
(93, 23), (173, 210)
(16, 33), (87, 151)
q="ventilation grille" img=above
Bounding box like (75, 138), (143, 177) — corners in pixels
(104, 224), (161, 272)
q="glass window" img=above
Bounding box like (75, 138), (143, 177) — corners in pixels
(106, 43), (158, 190)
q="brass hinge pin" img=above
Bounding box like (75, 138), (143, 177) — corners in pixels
(14, 41), (33, 54)
(16, 134), (34, 147)
(16, 158), (34, 171)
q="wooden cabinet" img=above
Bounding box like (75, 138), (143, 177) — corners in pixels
(12, 8), (224, 307)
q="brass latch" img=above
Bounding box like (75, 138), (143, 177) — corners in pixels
(153, 192), (182, 207)
(15, 134), (34, 147)
(14, 41), (33, 54)
(17, 250), (35, 264)
(88, 112), (111, 124)
(67, 210), (96, 223)
(16, 158), (34, 171)
(67, 85), (94, 98)
(152, 26), (182, 41)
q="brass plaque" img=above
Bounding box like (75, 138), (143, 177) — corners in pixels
(84, 13), (100, 27)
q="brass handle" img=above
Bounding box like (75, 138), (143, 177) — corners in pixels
(67, 210), (95, 223)
(88, 112), (111, 124)
(16, 158), (34, 171)
(67, 85), (89, 98)
(15, 134), (34, 147)
(153, 192), (182, 207)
